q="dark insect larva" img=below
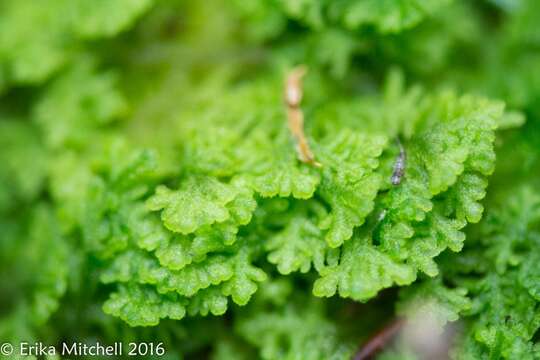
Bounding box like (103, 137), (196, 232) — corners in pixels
(391, 138), (406, 185)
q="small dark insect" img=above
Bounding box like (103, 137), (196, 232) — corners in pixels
(391, 138), (406, 185)
(354, 318), (406, 360)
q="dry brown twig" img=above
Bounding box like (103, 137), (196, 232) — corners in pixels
(284, 65), (321, 167)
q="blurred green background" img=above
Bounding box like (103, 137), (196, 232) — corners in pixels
(1, 1), (540, 359)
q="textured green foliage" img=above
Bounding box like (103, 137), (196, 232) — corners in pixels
(234, 281), (356, 360)
(397, 279), (471, 327)
(0, 121), (47, 210)
(232, 0), (453, 38)
(336, 0), (453, 32)
(312, 90), (502, 301)
(265, 201), (331, 274)
(1, 0), (540, 359)
(0, 0), (153, 87)
(0, 206), (69, 351)
(440, 187), (540, 359)
(316, 130), (386, 247)
(34, 59), (127, 148)
(147, 177), (255, 234)
(314, 231), (416, 300)
(103, 284), (186, 327)
(458, 271), (540, 359)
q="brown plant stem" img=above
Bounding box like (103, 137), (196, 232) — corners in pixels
(354, 318), (406, 360)
(284, 65), (321, 167)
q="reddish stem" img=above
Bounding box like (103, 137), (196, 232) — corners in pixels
(354, 318), (406, 360)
